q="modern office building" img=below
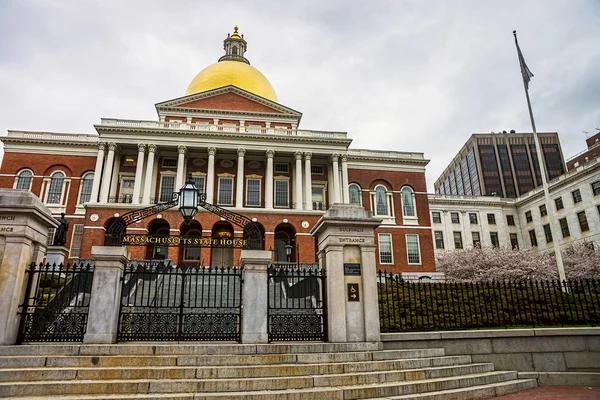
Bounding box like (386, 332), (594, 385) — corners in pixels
(567, 131), (600, 171)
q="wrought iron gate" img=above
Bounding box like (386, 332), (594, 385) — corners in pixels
(18, 261), (95, 343)
(267, 263), (327, 342)
(118, 261), (243, 342)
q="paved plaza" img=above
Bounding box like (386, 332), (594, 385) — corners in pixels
(494, 386), (600, 399)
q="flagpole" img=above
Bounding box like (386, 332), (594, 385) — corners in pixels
(513, 30), (566, 282)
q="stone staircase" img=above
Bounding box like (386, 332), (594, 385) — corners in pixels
(0, 342), (536, 399)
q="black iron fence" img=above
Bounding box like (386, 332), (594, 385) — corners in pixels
(118, 261), (243, 341)
(267, 263), (327, 342)
(18, 261), (95, 343)
(378, 271), (600, 332)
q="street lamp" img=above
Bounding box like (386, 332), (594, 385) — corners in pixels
(178, 176), (199, 224)
(285, 243), (293, 262)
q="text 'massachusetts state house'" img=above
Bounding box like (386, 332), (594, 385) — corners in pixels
(0, 27), (435, 275)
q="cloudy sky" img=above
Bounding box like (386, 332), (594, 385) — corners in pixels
(1, 0), (599, 191)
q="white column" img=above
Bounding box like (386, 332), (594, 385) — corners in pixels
(341, 154), (350, 203)
(99, 142), (117, 203)
(90, 142), (105, 204)
(294, 151), (303, 210)
(331, 154), (341, 204)
(304, 152), (312, 210)
(142, 144), (157, 204)
(176, 145), (187, 189)
(109, 154), (120, 200)
(132, 143), (146, 205)
(236, 148), (246, 208)
(206, 147), (216, 204)
(265, 150), (274, 209)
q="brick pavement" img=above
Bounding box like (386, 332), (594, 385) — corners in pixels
(494, 386), (600, 399)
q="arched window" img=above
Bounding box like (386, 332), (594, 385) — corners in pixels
(375, 185), (389, 216)
(232, 46), (238, 55)
(349, 184), (362, 205)
(47, 172), (65, 204)
(79, 172), (94, 203)
(15, 170), (33, 190)
(401, 186), (416, 217)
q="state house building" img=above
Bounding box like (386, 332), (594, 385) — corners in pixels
(0, 28), (435, 274)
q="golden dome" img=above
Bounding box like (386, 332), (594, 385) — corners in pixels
(185, 60), (278, 102)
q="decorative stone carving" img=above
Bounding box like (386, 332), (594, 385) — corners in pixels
(237, 148), (246, 157)
(331, 153), (339, 162)
(137, 143), (146, 152)
(108, 142), (117, 152)
(208, 147), (217, 156)
(98, 142), (106, 151)
(178, 145), (187, 155)
(295, 151), (303, 160)
(266, 150), (275, 158)
(341, 154), (348, 162)
(304, 152), (312, 160)
(147, 144), (157, 153)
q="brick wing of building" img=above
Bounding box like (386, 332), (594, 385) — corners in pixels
(0, 27), (435, 275)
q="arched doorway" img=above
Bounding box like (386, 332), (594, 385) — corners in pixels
(104, 217), (120, 246)
(180, 221), (203, 265)
(211, 221), (234, 268)
(146, 219), (170, 260)
(243, 222), (265, 250)
(274, 223), (296, 263)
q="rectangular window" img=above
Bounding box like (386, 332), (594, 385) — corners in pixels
(543, 224), (553, 243)
(510, 233), (519, 249)
(572, 189), (582, 203)
(506, 215), (515, 226)
(472, 231), (481, 247)
(159, 175), (175, 202)
(559, 218), (570, 238)
(162, 158), (177, 168)
(274, 180), (289, 208)
(487, 213), (496, 225)
(592, 181), (600, 196)
(246, 178), (261, 207)
(525, 211), (533, 223)
(69, 224), (84, 258)
(312, 186), (325, 210)
(311, 165), (324, 175)
(490, 232), (499, 247)
(217, 177), (234, 206)
(274, 163), (289, 173)
(432, 212), (441, 223)
(191, 176), (205, 196)
(47, 227), (56, 247)
(406, 234), (421, 264)
(577, 211), (589, 232)
(453, 231), (463, 249)
(469, 213), (478, 224)
(529, 229), (538, 247)
(434, 231), (444, 249)
(378, 233), (393, 264)
(451, 212), (460, 224)
(539, 204), (547, 217)
(555, 197), (564, 210)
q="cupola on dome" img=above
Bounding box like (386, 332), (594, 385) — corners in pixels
(185, 27), (278, 102)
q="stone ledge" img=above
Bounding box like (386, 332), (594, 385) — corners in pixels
(518, 371), (600, 387)
(382, 328), (600, 341)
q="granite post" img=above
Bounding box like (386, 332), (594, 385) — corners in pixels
(240, 249), (271, 343)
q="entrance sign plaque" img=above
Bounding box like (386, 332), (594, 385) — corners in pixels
(347, 283), (360, 302)
(344, 263), (361, 276)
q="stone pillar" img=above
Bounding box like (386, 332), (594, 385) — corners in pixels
(89, 142), (105, 204)
(0, 190), (58, 345)
(176, 145), (187, 190)
(304, 152), (313, 211)
(132, 143), (146, 204)
(311, 204), (382, 343)
(265, 150), (274, 209)
(84, 246), (130, 344)
(239, 250), (271, 343)
(206, 147), (216, 204)
(142, 144), (157, 204)
(99, 142), (117, 203)
(109, 153), (121, 200)
(341, 154), (350, 204)
(294, 151), (303, 210)
(236, 148), (246, 208)
(331, 154), (341, 204)
(46, 246), (68, 266)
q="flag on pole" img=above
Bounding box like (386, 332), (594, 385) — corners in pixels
(514, 30), (534, 90)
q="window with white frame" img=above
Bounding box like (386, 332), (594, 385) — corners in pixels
(69, 224), (85, 258)
(191, 176), (205, 196)
(274, 179), (289, 208)
(162, 158), (177, 168)
(378, 233), (393, 264)
(374, 185), (390, 216)
(218, 177), (234, 206)
(312, 185), (325, 210)
(349, 183), (361, 205)
(47, 227), (56, 246)
(246, 178), (261, 207)
(78, 172), (94, 203)
(401, 186), (416, 217)
(406, 234), (421, 264)
(47, 171), (65, 204)
(274, 163), (289, 173)
(311, 165), (324, 175)
(15, 169), (33, 190)
(159, 175), (175, 202)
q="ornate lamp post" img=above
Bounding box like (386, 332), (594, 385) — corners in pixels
(178, 177), (199, 224)
(285, 243), (293, 263)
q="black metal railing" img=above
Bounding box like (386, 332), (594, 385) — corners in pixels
(18, 261), (95, 343)
(108, 195), (134, 204)
(267, 263), (327, 342)
(378, 271), (600, 332)
(118, 262), (243, 342)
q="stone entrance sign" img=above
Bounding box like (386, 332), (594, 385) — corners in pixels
(311, 204), (382, 342)
(0, 189), (58, 345)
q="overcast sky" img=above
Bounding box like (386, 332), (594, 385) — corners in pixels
(1, 0), (599, 191)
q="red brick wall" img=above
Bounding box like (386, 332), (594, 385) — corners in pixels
(176, 93), (282, 113)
